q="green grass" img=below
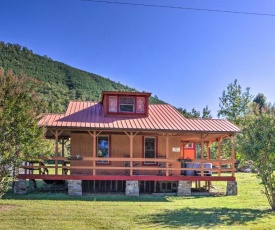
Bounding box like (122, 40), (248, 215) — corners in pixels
(0, 173), (274, 230)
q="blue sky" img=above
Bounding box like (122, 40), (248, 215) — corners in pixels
(1, 0), (275, 116)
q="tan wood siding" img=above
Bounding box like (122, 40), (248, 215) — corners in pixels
(70, 133), (93, 175)
(70, 133), (185, 176)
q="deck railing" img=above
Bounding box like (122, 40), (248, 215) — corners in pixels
(19, 157), (235, 178)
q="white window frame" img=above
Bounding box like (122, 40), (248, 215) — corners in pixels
(119, 96), (135, 113)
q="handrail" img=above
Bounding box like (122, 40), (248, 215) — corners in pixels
(20, 165), (234, 172)
(19, 157), (235, 177)
(38, 156), (235, 163)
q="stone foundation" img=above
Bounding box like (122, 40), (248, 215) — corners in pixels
(29, 179), (37, 190)
(68, 180), (82, 196)
(125, 180), (139, 196)
(14, 179), (26, 194)
(226, 181), (238, 196)
(177, 181), (191, 196)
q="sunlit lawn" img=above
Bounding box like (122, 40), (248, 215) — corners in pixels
(0, 173), (274, 230)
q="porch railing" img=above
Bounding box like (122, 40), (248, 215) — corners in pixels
(19, 157), (235, 177)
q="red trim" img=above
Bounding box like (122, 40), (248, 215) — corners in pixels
(106, 95), (148, 116)
(96, 135), (111, 165)
(17, 174), (236, 182)
(136, 97), (146, 114)
(108, 96), (118, 113)
(142, 136), (158, 166)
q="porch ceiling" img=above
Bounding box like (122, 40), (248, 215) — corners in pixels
(44, 128), (233, 143)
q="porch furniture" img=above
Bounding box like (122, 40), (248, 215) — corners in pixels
(195, 163), (212, 176)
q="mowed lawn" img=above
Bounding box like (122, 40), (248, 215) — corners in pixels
(0, 173), (274, 230)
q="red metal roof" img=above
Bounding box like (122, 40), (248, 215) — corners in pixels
(38, 101), (240, 133)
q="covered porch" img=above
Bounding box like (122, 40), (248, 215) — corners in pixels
(17, 128), (237, 195)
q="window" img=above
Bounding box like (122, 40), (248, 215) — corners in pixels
(108, 96), (117, 112)
(184, 143), (194, 149)
(136, 97), (145, 113)
(97, 136), (109, 164)
(107, 95), (147, 115)
(119, 97), (135, 113)
(144, 137), (157, 164)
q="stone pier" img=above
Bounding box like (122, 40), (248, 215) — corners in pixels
(125, 180), (139, 196)
(29, 179), (37, 190)
(177, 181), (192, 196)
(14, 179), (26, 194)
(68, 180), (82, 196)
(226, 181), (238, 196)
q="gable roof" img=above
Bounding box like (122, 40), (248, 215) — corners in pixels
(38, 101), (240, 134)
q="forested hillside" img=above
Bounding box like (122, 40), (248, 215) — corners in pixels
(0, 42), (165, 113)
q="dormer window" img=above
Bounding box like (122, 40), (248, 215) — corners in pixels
(119, 97), (135, 112)
(102, 91), (151, 117)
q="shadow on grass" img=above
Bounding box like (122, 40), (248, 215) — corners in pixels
(145, 207), (272, 228)
(2, 189), (229, 202)
(2, 191), (172, 202)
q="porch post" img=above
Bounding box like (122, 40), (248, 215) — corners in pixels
(55, 130), (59, 175)
(206, 142), (211, 190)
(218, 137), (222, 176)
(130, 132), (133, 176)
(181, 141), (185, 158)
(61, 138), (65, 157)
(231, 135), (235, 177)
(165, 134), (169, 176)
(200, 135), (204, 159)
(218, 137), (222, 159)
(125, 132), (138, 176)
(93, 131), (96, 175)
(200, 135), (205, 177)
(49, 129), (63, 175)
(207, 142), (211, 160)
(88, 130), (102, 175)
(88, 130), (102, 176)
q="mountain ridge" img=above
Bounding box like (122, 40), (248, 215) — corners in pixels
(0, 41), (165, 113)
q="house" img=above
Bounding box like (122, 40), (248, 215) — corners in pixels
(17, 91), (240, 196)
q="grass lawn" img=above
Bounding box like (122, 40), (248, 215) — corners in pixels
(0, 173), (274, 230)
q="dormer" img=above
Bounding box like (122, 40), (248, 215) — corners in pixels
(101, 91), (151, 117)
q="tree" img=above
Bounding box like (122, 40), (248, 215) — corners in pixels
(177, 107), (199, 118)
(177, 105), (212, 119)
(238, 103), (275, 210)
(218, 79), (253, 125)
(253, 93), (267, 112)
(202, 105), (212, 118)
(0, 69), (50, 197)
